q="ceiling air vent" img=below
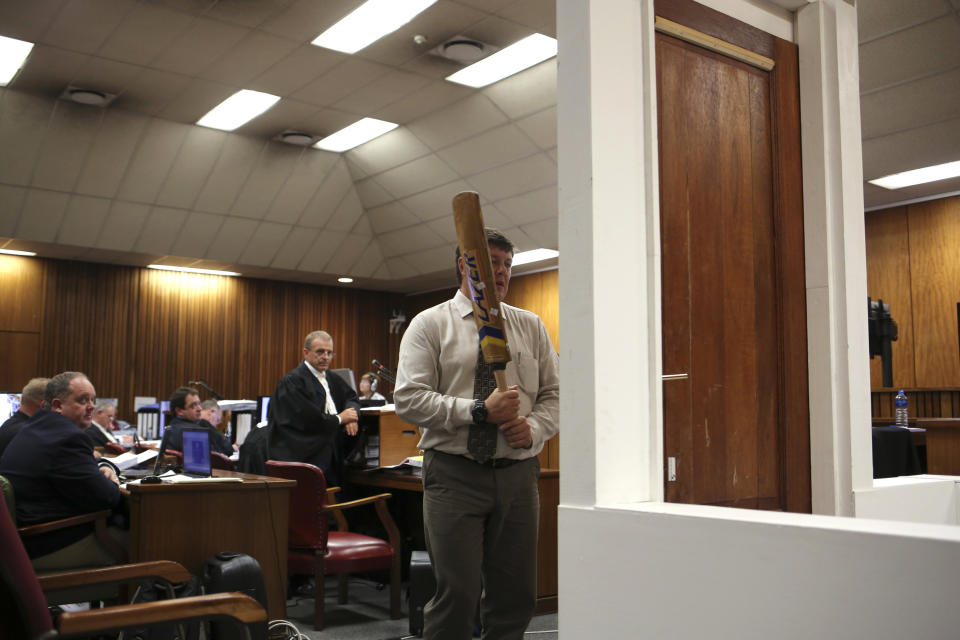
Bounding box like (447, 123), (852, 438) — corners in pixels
(59, 86), (116, 107)
(274, 130), (318, 147)
(429, 36), (498, 64)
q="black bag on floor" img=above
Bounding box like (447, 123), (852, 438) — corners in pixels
(202, 551), (268, 640)
(409, 550), (435, 636)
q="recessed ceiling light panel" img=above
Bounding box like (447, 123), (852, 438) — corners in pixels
(0, 35), (34, 86)
(313, 0), (438, 54)
(337, 277), (354, 283)
(314, 118), (399, 152)
(0, 248), (36, 257)
(512, 248), (559, 267)
(196, 90), (280, 131)
(446, 33), (557, 88)
(868, 160), (960, 190)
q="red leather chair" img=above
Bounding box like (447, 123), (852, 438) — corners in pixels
(0, 491), (266, 640)
(210, 451), (236, 471)
(265, 460), (401, 630)
(1, 472), (126, 565)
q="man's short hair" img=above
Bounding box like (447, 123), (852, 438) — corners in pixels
(169, 386), (198, 412)
(455, 228), (515, 285)
(200, 399), (219, 411)
(22, 377), (50, 405)
(45, 372), (87, 406)
(304, 330), (333, 351)
(95, 400), (116, 415)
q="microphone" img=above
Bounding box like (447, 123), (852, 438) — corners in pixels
(371, 360), (396, 384)
(187, 379), (224, 400)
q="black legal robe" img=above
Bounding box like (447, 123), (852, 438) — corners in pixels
(267, 362), (360, 486)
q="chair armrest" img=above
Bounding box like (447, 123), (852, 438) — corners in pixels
(325, 493), (401, 551)
(57, 592), (266, 637)
(17, 510), (113, 537)
(325, 486), (347, 530)
(323, 493), (391, 512)
(373, 498), (402, 554)
(38, 560), (191, 592)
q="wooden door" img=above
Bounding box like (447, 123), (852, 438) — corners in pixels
(656, 0), (810, 512)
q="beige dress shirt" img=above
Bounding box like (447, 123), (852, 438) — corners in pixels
(395, 290), (559, 460)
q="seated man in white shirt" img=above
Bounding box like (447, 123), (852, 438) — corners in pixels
(84, 400), (118, 448)
(200, 399), (222, 429)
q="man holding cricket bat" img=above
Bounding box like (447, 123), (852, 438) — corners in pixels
(396, 225), (559, 640)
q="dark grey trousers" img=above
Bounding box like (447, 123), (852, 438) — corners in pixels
(422, 450), (540, 640)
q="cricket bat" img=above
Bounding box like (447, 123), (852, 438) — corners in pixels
(452, 191), (511, 392)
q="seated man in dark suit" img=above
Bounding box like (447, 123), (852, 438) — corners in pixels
(0, 377), (49, 458)
(83, 399), (119, 448)
(0, 371), (125, 570)
(268, 330), (361, 486)
(159, 387), (235, 457)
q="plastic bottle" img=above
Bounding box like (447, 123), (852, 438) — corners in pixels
(894, 390), (909, 427)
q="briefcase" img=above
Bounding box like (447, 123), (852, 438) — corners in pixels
(409, 550), (435, 636)
(202, 551), (268, 640)
(408, 550), (481, 637)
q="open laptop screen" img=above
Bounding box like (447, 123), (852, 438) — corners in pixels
(181, 428), (211, 476)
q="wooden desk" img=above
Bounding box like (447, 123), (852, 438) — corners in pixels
(126, 470), (294, 620)
(345, 465), (559, 613)
(916, 419), (960, 474)
(359, 409), (421, 467)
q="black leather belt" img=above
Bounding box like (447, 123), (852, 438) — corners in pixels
(433, 450), (526, 469)
(465, 455), (525, 469)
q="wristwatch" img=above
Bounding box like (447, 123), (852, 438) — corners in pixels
(471, 399), (488, 424)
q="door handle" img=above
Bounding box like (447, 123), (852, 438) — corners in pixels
(662, 373), (688, 381)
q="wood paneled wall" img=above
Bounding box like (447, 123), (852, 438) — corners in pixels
(0, 256), (402, 420)
(871, 389), (960, 420)
(403, 269), (560, 468)
(0, 255), (44, 391)
(865, 194), (960, 389)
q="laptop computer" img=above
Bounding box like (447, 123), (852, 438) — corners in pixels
(180, 427), (212, 478)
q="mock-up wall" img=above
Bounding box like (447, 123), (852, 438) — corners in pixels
(556, 0), (960, 636)
(560, 504), (960, 639)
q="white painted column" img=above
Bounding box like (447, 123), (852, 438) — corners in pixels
(557, 0), (663, 508)
(796, 0), (873, 516)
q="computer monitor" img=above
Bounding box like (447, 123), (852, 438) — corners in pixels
(181, 428), (212, 477)
(1, 393), (21, 421)
(257, 395), (271, 424)
(329, 368), (356, 392)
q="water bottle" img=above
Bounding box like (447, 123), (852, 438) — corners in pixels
(894, 390), (909, 427)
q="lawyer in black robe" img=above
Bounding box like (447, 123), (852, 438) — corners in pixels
(268, 362), (360, 486)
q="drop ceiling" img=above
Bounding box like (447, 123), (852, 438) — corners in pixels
(0, 0), (956, 292)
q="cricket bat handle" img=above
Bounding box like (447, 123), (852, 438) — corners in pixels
(494, 368), (508, 392)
